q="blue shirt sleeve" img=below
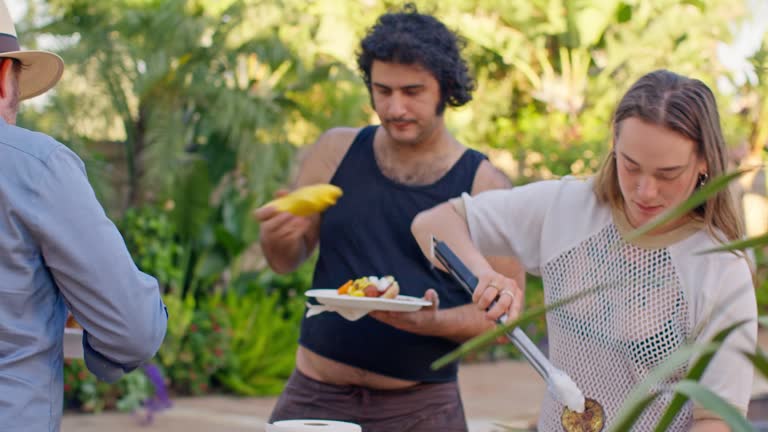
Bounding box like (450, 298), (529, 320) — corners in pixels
(25, 146), (168, 381)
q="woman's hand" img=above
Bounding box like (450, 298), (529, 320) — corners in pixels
(473, 271), (523, 323)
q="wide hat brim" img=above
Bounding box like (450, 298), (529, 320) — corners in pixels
(2, 50), (63, 100)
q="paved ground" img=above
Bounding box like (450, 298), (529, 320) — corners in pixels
(62, 331), (768, 432)
(62, 360), (768, 432)
(61, 360), (543, 432)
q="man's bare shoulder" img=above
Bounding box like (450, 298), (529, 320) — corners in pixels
(316, 127), (362, 148)
(295, 127), (363, 186)
(304, 127), (361, 162)
(471, 159), (513, 194)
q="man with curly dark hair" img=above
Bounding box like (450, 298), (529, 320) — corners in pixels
(255, 5), (523, 431)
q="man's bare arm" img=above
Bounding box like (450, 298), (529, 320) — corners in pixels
(372, 157), (525, 342)
(438, 159), (525, 341)
(255, 128), (358, 273)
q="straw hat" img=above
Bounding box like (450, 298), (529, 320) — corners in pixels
(0, 0), (63, 100)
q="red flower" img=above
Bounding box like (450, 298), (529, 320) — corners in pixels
(189, 324), (198, 333)
(64, 384), (71, 392)
(77, 371), (87, 381)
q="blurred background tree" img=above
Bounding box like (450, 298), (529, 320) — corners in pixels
(14, 0), (763, 212)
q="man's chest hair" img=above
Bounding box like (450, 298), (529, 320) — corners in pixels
(376, 152), (460, 186)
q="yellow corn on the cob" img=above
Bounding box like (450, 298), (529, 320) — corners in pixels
(266, 184), (343, 216)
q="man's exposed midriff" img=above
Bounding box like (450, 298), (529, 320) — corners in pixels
(296, 346), (420, 390)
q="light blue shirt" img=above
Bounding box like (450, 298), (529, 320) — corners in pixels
(0, 118), (168, 431)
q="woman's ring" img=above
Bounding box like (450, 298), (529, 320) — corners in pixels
(500, 289), (515, 300)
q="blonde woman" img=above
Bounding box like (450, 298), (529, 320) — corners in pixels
(412, 70), (757, 432)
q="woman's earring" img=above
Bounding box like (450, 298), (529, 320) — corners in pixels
(697, 172), (709, 188)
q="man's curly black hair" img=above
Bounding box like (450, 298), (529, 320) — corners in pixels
(356, 4), (475, 115)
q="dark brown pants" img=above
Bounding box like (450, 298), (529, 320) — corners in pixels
(268, 369), (468, 432)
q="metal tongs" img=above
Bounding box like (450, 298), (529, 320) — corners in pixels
(431, 236), (586, 412)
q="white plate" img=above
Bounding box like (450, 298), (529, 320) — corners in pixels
(266, 419), (361, 431)
(64, 327), (83, 359)
(305, 289), (432, 312)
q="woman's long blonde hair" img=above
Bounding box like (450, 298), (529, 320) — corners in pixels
(594, 70), (744, 242)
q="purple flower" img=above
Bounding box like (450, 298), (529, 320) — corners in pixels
(135, 363), (172, 426)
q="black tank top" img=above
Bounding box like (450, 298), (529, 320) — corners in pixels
(299, 125), (486, 382)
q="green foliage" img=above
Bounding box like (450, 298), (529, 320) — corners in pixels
(119, 198), (302, 397)
(250, 256), (317, 301)
(155, 291), (195, 369)
(652, 320), (751, 431)
(607, 322), (756, 431)
(251, 0), (730, 188)
(214, 284), (306, 396)
(23, 0), (370, 213)
(171, 165), (262, 298)
(120, 172), (260, 299)
(120, 206), (185, 291)
(162, 297), (232, 396)
(670, 381), (753, 431)
(115, 371), (154, 413)
(63, 359), (152, 413)
(756, 249), (768, 314)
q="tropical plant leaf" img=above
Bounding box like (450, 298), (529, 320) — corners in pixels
(653, 320), (750, 430)
(171, 158), (213, 242)
(608, 394), (660, 432)
(610, 318), (750, 431)
(759, 316), (768, 329)
(215, 285), (303, 396)
(656, 320), (747, 432)
(607, 343), (717, 432)
(697, 232), (768, 254)
(431, 282), (610, 370)
(687, 320), (751, 380)
(625, 169), (752, 240)
(745, 349), (768, 382)
(668, 381), (753, 432)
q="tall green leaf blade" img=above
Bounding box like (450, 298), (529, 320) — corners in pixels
(653, 320), (750, 431)
(697, 232), (768, 254)
(669, 381), (753, 432)
(611, 319), (749, 431)
(608, 394), (660, 432)
(432, 283), (609, 370)
(759, 317), (768, 329)
(745, 349), (768, 381)
(626, 169), (751, 240)
(687, 320), (750, 379)
(608, 343), (716, 432)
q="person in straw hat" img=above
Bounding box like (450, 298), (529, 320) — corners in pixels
(0, 1), (168, 430)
